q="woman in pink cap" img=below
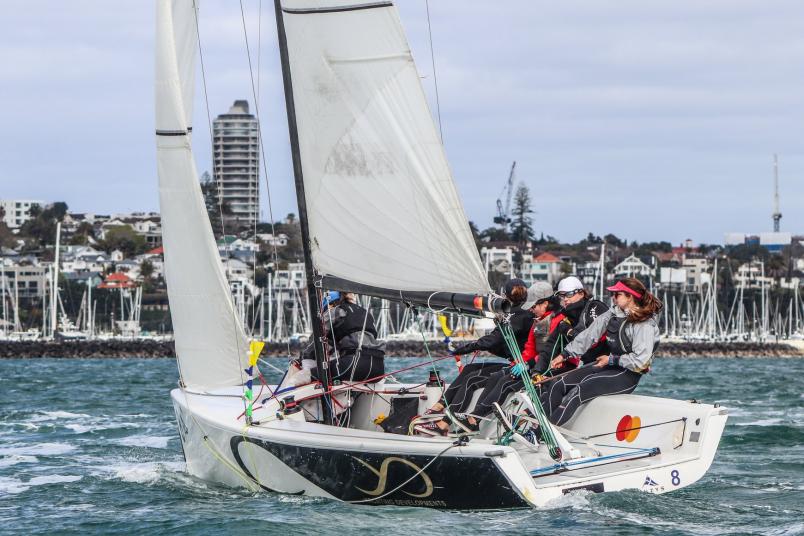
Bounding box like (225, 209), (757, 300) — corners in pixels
(541, 277), (662, 426)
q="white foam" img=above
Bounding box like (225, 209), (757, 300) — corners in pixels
(111, 461), (185, 484)
(0, 442), (76, 457)
(27, 475), (82, 486)
(0, 476), (29, 495)
(0, 474), (83, 496)
(541, 489), (592, 510)
(30, 411), (90, 422)
(0, 455), (38, 469)
(64, 424), (93, 434)
(112, 435), (173, 449)
(736, 418), (784, 426)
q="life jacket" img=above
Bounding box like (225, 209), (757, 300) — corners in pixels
(605, 315), (631, 355)
(605, 314), (661, 356)
(521, 312), (551, 363)
(331, 302), (377, 342)
(549, 313), (570, 335)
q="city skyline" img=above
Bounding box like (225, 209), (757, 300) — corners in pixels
(2, 1), (804, 245)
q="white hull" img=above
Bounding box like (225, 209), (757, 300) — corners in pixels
(171, 383), (727, 509)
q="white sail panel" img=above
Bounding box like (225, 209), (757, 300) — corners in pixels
(156, 0), (249, 390)
(282, 1), (490, 294)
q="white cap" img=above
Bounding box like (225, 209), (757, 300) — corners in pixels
(557, 276), (584, 294)
(522, 282), (554, 309)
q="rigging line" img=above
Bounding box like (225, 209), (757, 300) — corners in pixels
(424, 0), (443, 143)
(193, 2), (249, 408)
(582, 417), (686, 441)
(238, 0), (287, 356)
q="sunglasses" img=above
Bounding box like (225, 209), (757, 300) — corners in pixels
(556, 289), (582, 299)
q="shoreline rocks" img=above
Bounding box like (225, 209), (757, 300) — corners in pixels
(0, 339), (801, 359)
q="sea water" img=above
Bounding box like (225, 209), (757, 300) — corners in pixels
(0, 357), (802, 535)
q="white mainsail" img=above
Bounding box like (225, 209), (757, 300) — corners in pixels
(281, 0), (490, 295)
(155, 0), (249, 390)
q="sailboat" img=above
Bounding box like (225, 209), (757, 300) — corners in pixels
(157, 0), (727, 508)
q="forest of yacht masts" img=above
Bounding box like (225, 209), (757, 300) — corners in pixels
(246, 265), (804, 344)
(4, 258), (803, 344)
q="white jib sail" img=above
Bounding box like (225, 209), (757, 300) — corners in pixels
(155, 0), (249, 390)
(282, 0), (490, 295)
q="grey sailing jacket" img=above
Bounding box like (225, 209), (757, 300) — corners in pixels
(563, 306), (659, 373)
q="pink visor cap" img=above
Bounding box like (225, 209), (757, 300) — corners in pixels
(606, 281), (643, 299)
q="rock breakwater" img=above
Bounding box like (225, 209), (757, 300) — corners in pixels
(1, 339), (801, 359)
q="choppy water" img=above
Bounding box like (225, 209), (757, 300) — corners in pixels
(0, 357), (802, 535)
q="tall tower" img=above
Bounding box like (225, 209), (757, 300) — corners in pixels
(213, 100), (260, 230)
(772, 154), (782, 232)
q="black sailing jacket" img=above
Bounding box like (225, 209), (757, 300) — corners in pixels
(452, 305), (534, 361)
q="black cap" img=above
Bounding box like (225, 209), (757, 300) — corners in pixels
(503, 278), (527, 299)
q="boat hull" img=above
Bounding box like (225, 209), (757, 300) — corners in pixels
(171, 387), (727, 509)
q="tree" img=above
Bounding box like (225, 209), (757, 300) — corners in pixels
(0, 207), (14, 248)
(101, 226), (147, 257)
(603, 234), (625, 248)
(727, 244), (769, 263)
(140, 259), (155, 279)
(200, 171), (232, 238)
(479, 226), (511, 243)
(18, 202), (69, 247)
(510, 183), (534, 247)
(69, 222), (96, 245)
(581, 232), (603, 245)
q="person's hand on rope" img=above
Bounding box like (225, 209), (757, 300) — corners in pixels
(594, 355), (610, 368)
(446, 339), (457, 354)
(510, 362), (525, 376)
(550, 355), (565, 369)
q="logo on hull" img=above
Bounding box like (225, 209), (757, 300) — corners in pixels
(616, 415), (641, 442)
(351, 456), (434, 498)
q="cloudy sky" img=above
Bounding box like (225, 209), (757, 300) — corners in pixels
(2, 1), (803, 245)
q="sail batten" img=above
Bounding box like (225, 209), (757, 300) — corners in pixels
(281, 0), (490, 296)
(156, 0), (249, 390)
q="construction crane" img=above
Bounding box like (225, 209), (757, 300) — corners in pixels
(773, 154), (782, 232)
(494, 161), (516, 230)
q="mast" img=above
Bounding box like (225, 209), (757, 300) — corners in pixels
(273, 0), (332, 423)
(51, 222), (61, 337)
(773, 154), (782, 232)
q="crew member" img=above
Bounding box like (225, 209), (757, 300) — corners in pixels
(533, 276), (608, 374)
(301, 291), (385, 383)
(541, 277), (662, 426)
(466, 282), (556, 425)
(413, 278), (533, 435)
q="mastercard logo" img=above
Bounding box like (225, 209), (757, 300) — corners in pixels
(616, 415), (641, 442)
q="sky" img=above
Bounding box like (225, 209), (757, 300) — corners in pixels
(2, 0), (804, 245)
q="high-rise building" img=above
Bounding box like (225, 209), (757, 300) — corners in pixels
(213, 100), (259, 229)
(0, 199), (44, 229)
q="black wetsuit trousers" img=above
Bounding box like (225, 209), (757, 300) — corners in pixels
(471, 367), (524, 418)
(312, 353), (385, 383)
(442, 362), (507, 413)
(540, 365), (641, 426)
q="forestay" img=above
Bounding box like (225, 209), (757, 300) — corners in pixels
(155, 0), (249, 390)
(281, 0), (489, 295)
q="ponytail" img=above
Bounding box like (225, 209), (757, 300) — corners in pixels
(619, 277), (663, 323)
